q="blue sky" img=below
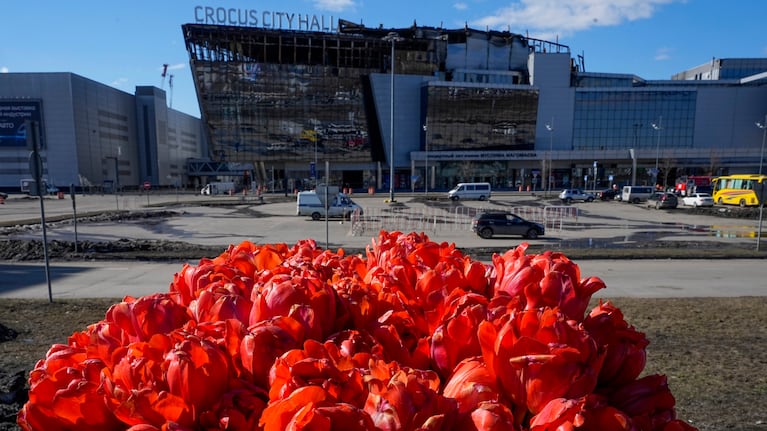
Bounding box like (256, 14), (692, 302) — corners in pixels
(2, 0), (766, 118)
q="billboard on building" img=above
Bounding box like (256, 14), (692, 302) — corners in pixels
(0, 100), (44, 148)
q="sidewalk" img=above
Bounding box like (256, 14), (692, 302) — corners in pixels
(2, 259), (765, 300)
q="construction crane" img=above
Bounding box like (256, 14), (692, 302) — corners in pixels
(168, 74), (174, 109)
(161, 64), (169, 89)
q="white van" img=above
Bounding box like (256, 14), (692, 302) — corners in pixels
(447, 182), (492, 201)
(621, 185), (654, 204)
(296, 191), (363, 220)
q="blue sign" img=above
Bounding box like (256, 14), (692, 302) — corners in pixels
(310, 161), (316, 179)
(0, 100), (43, 148)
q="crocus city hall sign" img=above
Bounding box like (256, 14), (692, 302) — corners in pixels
(193, 6), (337, 32)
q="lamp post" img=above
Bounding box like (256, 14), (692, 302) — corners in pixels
(545, 120), (553, 196)
(756, 114), (766, 175)
(422, 124), (429, 194)
(651, 116), (662, 188)
(383, 32), (404, 203)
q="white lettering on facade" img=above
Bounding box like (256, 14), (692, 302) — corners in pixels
(194, 6), (336, 32)
(412, 151), (541, 161)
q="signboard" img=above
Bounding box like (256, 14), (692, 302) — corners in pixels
(410, 150), (541, 161)
(193, 6), (337, 32)
(0, 100), (43, 148)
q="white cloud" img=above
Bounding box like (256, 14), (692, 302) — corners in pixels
(161, 63), (186, 72)
(0, 67), (8, 73)
(313, 0), (356, 12)
(454, 2), (468, 10)
(472, 0), (677, 38)
(654, 47), (672, 61)
(111, 77), (129, 88)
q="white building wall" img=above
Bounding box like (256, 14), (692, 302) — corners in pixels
(0, 73), (205, 191)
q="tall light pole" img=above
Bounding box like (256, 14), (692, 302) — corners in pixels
(545, 119), (553, 196)
(651, 116), (662, 188)
(383, 32), (403, 203)
(756, 114), (766, 175)
(422, 124), (429, 194)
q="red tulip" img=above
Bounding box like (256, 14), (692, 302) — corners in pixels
(188, 288), (252, 324)
(198, 382), (268, 431)
(365, 366), (457, 431)
(492, 247), (606, 321)
(461, 401), (518, 431)
(268, 339), (368, 408)
(430, 292), (488, 379)
(442, 357), (501, 415)
(105, 293), (192, 344)
(249, 271), (337, 341)
(17, 233), (697, 431)
(102, 334), (189, 427)
(583, 301), (649, 387)
(240, 316), (304, 388)
(609, 374), (678, 430)
(165, 333), (230, 423)
(478, 307), (604, 417)
(18, 358), (122, 431)
(530, 395), (635, 431)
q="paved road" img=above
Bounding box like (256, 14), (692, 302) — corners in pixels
(1, 191), (765, 299)
(1, 259), (764, 300)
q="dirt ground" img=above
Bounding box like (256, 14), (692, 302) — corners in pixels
(1, 207), (766, 430)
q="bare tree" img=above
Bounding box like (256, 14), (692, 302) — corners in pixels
(661, 157), (677, 189)
(706, 151), (721, 176)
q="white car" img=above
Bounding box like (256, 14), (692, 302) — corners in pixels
(682, 193), (714, 207)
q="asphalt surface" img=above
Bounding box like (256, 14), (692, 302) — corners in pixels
(1, 190), (765, 299)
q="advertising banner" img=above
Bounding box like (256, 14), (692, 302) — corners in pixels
(0, 100), (43, 148)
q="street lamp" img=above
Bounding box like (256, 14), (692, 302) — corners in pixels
(545, 120), (553, 196)
(422, 124), (429, 194)
(651, 116), (663, 188)
(756, 114), (766, 175)
(383, 32), (404, 203)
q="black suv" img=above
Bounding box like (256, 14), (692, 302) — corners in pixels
(471, 212), (545, 239)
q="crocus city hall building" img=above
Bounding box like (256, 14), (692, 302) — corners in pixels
(183, 8), (767, 192)
(2, 9), (765, 194)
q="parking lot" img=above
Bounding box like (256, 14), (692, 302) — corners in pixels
(0, 190), (762, 251)
(1, 190), (765, 300)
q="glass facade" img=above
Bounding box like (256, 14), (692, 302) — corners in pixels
(197, 61), (372, 164)
(424, 84), (538, 151)
(420, 84), (540, 190)
(573, 90), (696, 151)
(182, 22), (766, 193)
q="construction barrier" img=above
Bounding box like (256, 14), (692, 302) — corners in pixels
(349, 205), (579, 237)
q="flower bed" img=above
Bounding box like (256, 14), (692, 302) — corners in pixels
(18, 231), (696, 430)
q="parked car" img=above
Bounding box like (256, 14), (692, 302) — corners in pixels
(682, 192), (714, 207)
(447, 182), (492, 201)
(648, 192), (678, 209)
(597, 189), (619, 201)
(558, 189), (595, 203)
(621, 185), (654, 204)
(471, 211), (545, 239)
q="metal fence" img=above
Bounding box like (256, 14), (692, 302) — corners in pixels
(349, 205), (579, 236)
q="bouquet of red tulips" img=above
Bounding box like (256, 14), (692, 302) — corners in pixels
(18, 231), (697, 430)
